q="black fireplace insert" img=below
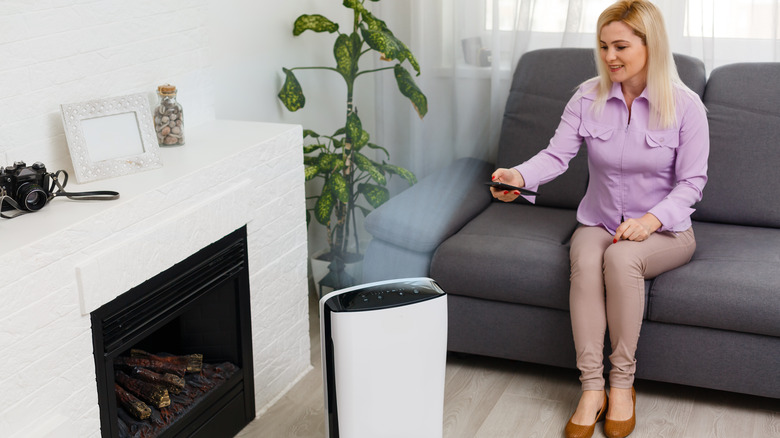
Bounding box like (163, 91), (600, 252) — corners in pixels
(91, 226), (256, 438)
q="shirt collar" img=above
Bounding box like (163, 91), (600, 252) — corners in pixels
(607, 81), (649, 103)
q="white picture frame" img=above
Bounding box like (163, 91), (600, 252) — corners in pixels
(61, 93), (162, 183)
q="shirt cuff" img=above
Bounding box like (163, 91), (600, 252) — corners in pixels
(649, 202), (695, 232)
(512, 164), (539, 204)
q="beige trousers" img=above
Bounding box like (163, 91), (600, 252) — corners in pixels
(569, 225), (696, 390)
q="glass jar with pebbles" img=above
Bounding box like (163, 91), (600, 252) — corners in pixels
(154, 84), (185, 146)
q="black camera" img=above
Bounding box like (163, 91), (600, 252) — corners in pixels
(0, 161), (51, 212)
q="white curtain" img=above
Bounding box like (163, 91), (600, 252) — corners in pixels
(373, 0), (780, 189)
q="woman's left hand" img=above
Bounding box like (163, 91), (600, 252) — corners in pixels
(614, 214), (662, 243)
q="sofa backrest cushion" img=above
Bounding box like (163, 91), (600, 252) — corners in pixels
(692, 62), (780, 228)
(497, 48), (594, 209)
(674, 53), (707, 98)
(497, 48), (706, 210)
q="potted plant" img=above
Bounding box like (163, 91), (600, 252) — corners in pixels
(278, 0), (427, 292)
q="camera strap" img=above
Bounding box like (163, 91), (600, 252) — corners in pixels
(1, 170), (119, 219)
(0, 188), (26, 219)
(48, 170), (120, 201)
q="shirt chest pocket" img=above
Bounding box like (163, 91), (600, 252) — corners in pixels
(645, 128), (680, 169)
(645, 128), (680, 149)
(579, 121), (617, 167)
(579, 121), (615, 141)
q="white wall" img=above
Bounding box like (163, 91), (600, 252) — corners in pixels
(0, 0), (375, 260)
(0, 0), (215, 170)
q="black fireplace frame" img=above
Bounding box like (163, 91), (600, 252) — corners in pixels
(91, 226), (256, 438)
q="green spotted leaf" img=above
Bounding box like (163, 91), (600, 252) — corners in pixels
(355, 130), (370, 150)
(394, 64), (427, 118)
(334, 34), (352, 78)
(278, 68), (305, 112)
(334, 33), (361, 79)
(397, 39), (421, 75)
(303, 143), (325, 154)
(342, 0), (364, 11)
(364, 142), (389, 159)
(354, 152), (386, 185)
(314, 187), (335, 225)
(360, 12), (420, 75)
(346, 112), (362, 145)
(358, 183), (390, 208)
(328, 172), (350, 203)
(304, 165), (319, 181)
(383, 163), (417, 185)
(362, 10), (388, 32)
(317, 153), (345, 173)
(293, 14), (339, 36)
(360, 26), (403, 62)
(303, 129), (320, 138)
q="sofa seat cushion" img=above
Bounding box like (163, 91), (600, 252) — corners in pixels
(648, 221), (780, 337)
(430, 203), (578, 311)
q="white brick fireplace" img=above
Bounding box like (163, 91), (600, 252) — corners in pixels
(0, 121), (311, 437)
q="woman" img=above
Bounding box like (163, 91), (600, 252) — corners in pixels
(489, 2), (708, 437)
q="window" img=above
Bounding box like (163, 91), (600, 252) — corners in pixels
(484, 0), (614, 32)
(484, 0), (779, 39)
(685, 0), (779, 38)
(467, 0), (779, 70)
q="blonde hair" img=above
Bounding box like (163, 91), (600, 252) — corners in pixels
(591, 0), (686, 129)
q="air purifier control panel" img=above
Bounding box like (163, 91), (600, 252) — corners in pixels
(323, 278), (444, 312)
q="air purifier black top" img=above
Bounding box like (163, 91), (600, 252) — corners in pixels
(323, 278), (444, 313)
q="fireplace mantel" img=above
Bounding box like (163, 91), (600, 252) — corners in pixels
(0, 120), (311, 437)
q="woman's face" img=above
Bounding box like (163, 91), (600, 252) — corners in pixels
(599, 20), (648, 90)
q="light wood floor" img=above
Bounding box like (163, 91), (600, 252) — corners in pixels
(237, 290), (780, 438)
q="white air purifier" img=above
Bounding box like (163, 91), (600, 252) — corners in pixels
(320, 277), (448, 438)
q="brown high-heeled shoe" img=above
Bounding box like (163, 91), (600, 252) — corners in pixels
(564, 390), (608, 438)
(604, 387), (636, 438)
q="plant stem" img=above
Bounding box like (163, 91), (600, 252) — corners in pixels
(355, 66), (396, 78)
(290, 66), (340, 73)
(332, 6), (364, 257)
(352, 202), (361, 255)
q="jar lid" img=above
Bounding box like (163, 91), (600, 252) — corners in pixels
(158, 84), (177, 95)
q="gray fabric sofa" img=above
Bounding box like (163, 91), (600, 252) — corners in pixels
(362, 48), (780, 399)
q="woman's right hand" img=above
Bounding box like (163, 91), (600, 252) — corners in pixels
(490, 168), (526, 202)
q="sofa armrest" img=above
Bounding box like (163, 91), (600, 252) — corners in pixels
(365, 157), (495, 253)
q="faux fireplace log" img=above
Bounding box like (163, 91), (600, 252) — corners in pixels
(116, 371), (171, 409)
(115, 384), (152, 420)
(131, 349), (203, 374)
(115, 356), (187, 377)
(130, 367), (186, 395)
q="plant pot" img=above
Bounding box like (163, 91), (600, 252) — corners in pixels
(311, 249), (364, 296)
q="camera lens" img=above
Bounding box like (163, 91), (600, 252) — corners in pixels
(17, 183), (48, 211)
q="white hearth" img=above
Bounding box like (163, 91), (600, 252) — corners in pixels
(0, 121), (310, 437)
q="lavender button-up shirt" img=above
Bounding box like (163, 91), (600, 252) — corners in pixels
(514, 80), (709, 234)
